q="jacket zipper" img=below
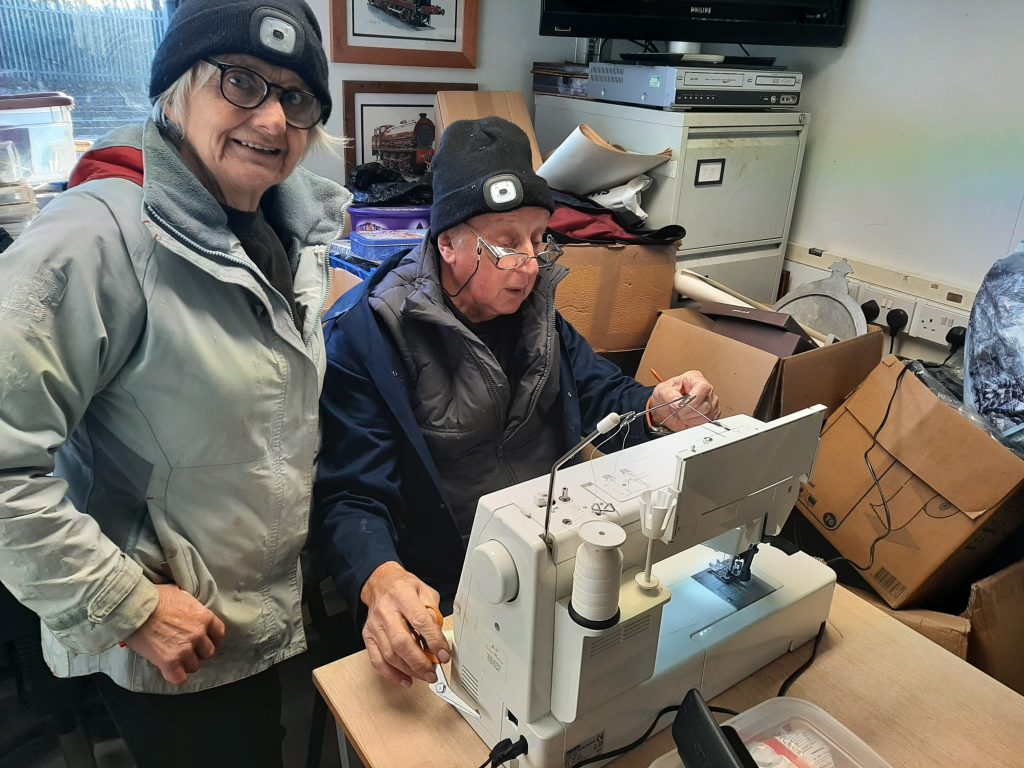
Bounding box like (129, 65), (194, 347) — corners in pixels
(146, 203), (305, 332)
(503, 277), (561, 446)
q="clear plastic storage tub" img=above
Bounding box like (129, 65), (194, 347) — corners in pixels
(650, 697), (892, 768)
(0, 93), (76, 184)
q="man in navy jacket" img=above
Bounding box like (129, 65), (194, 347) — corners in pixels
(313, 117), (719, 687)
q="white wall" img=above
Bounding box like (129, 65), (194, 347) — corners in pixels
(708, 0), (1024, 291)
(304, 0), (1024, 294)
(302, 0), (574, 184)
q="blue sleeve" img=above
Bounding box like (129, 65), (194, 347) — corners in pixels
(313, 318), (405, 615)
(559, 315), (656, 451)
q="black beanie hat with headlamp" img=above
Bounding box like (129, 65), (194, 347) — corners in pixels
(430, 117), (554, 237)
(149, 0), (331, 123)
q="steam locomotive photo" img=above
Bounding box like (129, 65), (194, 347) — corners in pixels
(370, 112), (436, 176)
(367, 0), (445, 28)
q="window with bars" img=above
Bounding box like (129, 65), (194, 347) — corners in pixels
(0, 0), (175, 140)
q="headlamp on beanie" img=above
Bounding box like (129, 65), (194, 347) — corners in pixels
(483, 174), (524, 211)
(429, 117), (554, 237)
(149, 0), (332, 122)
(252, 9), (304, 58)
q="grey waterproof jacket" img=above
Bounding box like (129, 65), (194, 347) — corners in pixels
(0, 121), (350, 693)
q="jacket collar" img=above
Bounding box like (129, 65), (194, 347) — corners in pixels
(78, 121), (350, 260)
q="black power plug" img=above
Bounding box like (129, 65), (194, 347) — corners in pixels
(885, 308), (909, 354)
(861, 299), (880, 324)
(946, 325), (967, 355)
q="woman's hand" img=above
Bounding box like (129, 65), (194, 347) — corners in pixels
(124, 584), (226, 685)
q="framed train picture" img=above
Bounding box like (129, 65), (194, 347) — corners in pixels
(331, 0), (479, 68)
(342, 81), (477, 181)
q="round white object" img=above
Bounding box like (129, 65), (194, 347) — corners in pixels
(469, 540), (519, 604)
(578, 520), (627, 548)
(571, 521), (627, 623)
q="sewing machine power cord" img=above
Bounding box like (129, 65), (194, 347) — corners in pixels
(478, 735), (529, 768)
(525, 618), (826, 768)
(568, 703), (740, 767)
(777, 619), (829, 697)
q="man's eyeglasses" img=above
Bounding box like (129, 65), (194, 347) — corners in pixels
(466, 225), (563, 270)
(203, 58), (324, 130)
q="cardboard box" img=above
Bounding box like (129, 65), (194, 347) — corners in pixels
(964, 558), (1024, 695)
(326, 267), (363, 313)
(700, 302), (816, 357)
(847, 587), (970, 659)
(433, 91), (542, 170)
(849, 559), (1024, 696)
(635, 308), (883, 420)
(555, 242), (675, 353)
(796, 356), (1024, 609)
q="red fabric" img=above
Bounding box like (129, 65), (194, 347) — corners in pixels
(68, 146), (144, 189)
(547, 206), (644, 243)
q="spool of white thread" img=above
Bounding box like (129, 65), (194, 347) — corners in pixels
(571, 520), (627, 625)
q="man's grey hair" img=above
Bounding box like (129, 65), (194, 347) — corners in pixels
(151, 60), (342, 155)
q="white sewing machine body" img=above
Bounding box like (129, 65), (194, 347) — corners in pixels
(450, 407), (836, 768)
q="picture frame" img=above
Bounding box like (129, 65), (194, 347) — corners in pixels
(331, 0), (479, 68)
(342, 80), (477, 182)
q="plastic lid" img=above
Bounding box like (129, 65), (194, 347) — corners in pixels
(351, 229), (426, 245)
(650, 698), (893, 768)
(725, 698), (893, 768)
(0, 92), (75, 110)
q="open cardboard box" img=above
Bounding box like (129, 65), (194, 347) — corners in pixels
(635, 308), (883, 420)
(555, 242), (676, 353)
(847, 557), (1024, 695)
(796, 356), (1024, 609)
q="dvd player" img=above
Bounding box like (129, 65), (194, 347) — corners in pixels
(587, 63), (802, 109)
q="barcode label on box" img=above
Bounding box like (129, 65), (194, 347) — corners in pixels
(873, 567), (907, 599)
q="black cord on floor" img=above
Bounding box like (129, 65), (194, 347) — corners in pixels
(778, 620), (827, 697)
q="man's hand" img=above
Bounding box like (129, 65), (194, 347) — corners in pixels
(360, 561), (450, 688)
(124, 584), (226, 685)
(650, 370), (720, 432)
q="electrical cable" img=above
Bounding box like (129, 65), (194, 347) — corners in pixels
(478, 736), (528, 767)
(820, 365), (910, 572)
(571, 702), (741, 767)
(777, 620), (827, 696)
(573, 705), (679, 767)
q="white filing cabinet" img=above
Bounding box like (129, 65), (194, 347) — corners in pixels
(534, 95), (810, 304)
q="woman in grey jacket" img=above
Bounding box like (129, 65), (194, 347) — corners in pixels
(0, 0), (350, 764)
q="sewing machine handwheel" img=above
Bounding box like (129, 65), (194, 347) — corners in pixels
(469, 540), (519, 604)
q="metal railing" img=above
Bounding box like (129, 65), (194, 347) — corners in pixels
(1, 0), (173, 138)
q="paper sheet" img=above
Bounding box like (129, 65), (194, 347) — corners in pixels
(674, 270), (754, 308)
(538, 124), (672, 195)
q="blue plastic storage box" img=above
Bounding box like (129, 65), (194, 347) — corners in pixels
(350, 229), (426, 262)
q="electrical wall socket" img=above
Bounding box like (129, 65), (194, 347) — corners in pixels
(857, 284), (918, 331)
(911, 301), (971, 345)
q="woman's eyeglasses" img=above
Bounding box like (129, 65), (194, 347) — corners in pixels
(466, 225), (564, 270)
(203, 58), (324, 130)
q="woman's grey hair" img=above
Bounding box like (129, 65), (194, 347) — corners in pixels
(151, 60), (343, 156)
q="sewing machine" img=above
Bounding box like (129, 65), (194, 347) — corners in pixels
(449, 406), (836, 768)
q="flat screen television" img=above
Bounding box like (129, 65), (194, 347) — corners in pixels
(540, 0), (851, 48)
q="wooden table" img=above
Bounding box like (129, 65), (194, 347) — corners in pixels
(314, 587), (1024, 767)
